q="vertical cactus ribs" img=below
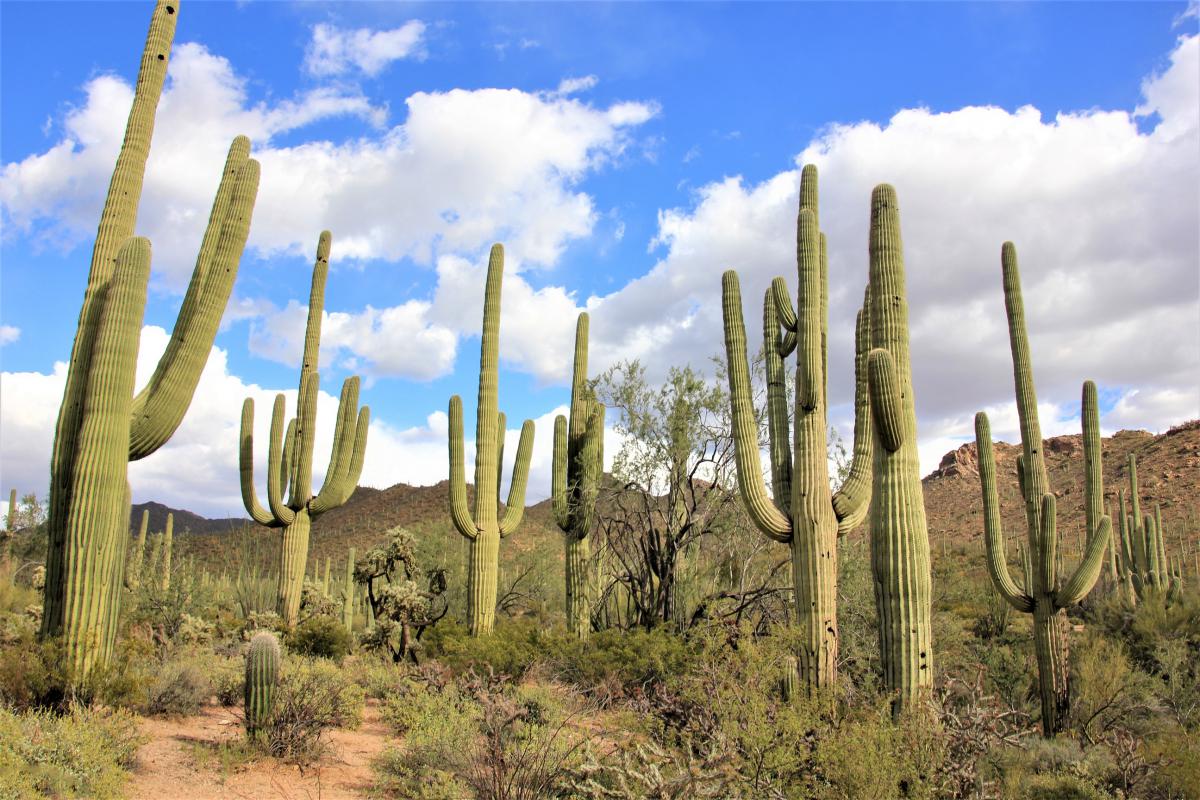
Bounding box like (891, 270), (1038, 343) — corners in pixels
(245, 630), (281, 738)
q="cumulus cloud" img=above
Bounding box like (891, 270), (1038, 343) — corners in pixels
(0, 325), (18, 346)
(1, 40), (657, 289)
(304, 21), (427, 77)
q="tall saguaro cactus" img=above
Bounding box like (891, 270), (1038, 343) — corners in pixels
(448, 244), (536, 636)
(552, 313), (605, 639)
(976, 242), (1112, 738)
(239, 232), (370, 626)
(41, 0), (260, 679)
(1117, 455), (1175, 601)
(864, 185), (934, 710)
(160, 513), (174, 591)
(722, 164), (873, 690)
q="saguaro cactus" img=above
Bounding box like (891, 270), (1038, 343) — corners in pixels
(552, 313), (605, 639)
(722, 164), (873, 690)
(448, 244), (536, 636)
(342, 547), (357, 632)
(41, 0), (260, 678)
(126, 510), (150, 590)
(864, 185), (934, 710)
(160, 513), (174, 591)
(976, 243), (1112, 738)
(239, 232), (370, 627)
(244, 630), (281, 738)
(1117, 455), (1176, 601)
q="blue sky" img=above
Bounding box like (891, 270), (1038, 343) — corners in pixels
(2, 1), (1197, 516)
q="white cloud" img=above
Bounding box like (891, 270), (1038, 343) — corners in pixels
(0, 325), (18, 346)
(304, 21), (427, 77)
(1, 42), (657, 290)
(553, 75), (598, 96)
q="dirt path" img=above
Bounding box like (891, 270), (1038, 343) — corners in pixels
(127, 700), (390, 800)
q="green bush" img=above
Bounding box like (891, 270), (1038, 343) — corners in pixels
(287, 614), (351, 661)
(257, 657), (364, 764)
(0, 704), (145, 799)
(142, 658), (211, 717)
(375, 681), (477, 797)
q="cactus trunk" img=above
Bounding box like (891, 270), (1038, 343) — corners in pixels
(342, 547), (356, 632)
(277, 510), (311, 626)
(245, 631), (281, 738)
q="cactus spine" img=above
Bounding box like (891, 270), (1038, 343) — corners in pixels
(342, 547), (356, 632)
(40, 0), (260, 678)
(160, 513), (174, 591)
(722, 165), (873, 690)
(552, 313), (605, 639)
(448, 244), (536, 636)
(244, 631), (280, 738)
(864, 185), (934, 710)
(239, 232), (370, 627)
(976, 243), (1112, 738)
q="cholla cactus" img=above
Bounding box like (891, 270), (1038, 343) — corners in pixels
(41, 0), (260, 679)
(721, 164), (873, 691)
(448, 245), (535, 636)
(239, 232), (369, 627)
(552, 313), (605, 639)
(355, 528), (448, 662)
(244, 631), (281, 738)
(976, 243), (1111, 738)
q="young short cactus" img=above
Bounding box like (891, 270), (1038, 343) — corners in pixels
(239, 232), (370, 627)
(244, 631), (281, 738)
(722, 164), (873, 691)
(342, 547), (357, 633)
(552, 313), (605, 639)
(160, 513), (174, 591)
(40, 0), (260, 679)
(448, 244), (535, 636)
(864, 184), (934, 711)
(976, 243), (1112, 738)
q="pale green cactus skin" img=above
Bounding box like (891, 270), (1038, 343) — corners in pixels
(125, 510), (150, 590)
(552, 313), (605, 639)
(977, 242), (1112, 738)
(721, 165), (873, 690)
(160, 513), (174, 591)
(1117, 455), (1178, 602)
(5, 490), (14, 531)
(244, 631), (280, 738)
(864, 185), (934, 711)
(239, 232), (370, 627)
(449, 245), (535, 636)
(41, 0), (261, 679)
(342, 547), (356, 632)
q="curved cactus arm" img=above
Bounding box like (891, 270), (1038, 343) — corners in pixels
(867, 349), (904, 452)
(129, 147), (259, 460)
(238, 398), (277, 527)
(448, 395), (477, 540)
(266, 394), (296, 526)
(336, 406), (369, 506)
(499, 419), (535, 537)
(287, 372), (319, 508)
(1057, 516), (1112, 608)
(721, 270), (792, 543)
(795, 208), (821, 412)
(832, 288), (873, 529)
(762, 288), (792, 515)
(770, 277), (797, 334)
(1036, 494), (1058, 596)
(977, 412), (1034, 612)
(552, 415), (569, 530)
(310, 376), (364, 515)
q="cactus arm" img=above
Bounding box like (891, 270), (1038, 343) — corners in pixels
(819, 232), (829, 414)
(499, 419), (535, 537)
(721, 270), (792, 543)
(286, 373), (318, 508)
(771, 277), (797, 333)
(448, 395), (477, 540)
(337, 406), (369, 506)
(552, 415), (569, 529)
(129, 147), (259, 460)
(795, 209), (821, 411)
(279, 418), (296, 497)
(310, 377), (365, 515)
(1036, 494), (1059, 597)
(238, 398), (277, 527)
(977, 413), (1034, 612)
(266, 394), (296, 526)
(832, 289), (873, 531)
(576, 404), (604, 536)
(1057, 516), (1111, 608)
(867, 349), (903, 452)
(763, 288), (792, 515)
(1154, 505), (1168, 588)
(495, 412), (506, 504)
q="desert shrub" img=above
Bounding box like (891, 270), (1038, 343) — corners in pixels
(552, 626), (697, 698)
(257, 656), (364, 764)
(375, 681), (478, 797)
(1069, 634), (1159, 745)
(0, 704), (145, 799)
(0, 631), (151, 712)
(426, 617), (549, 678)
(142, 658), (211, 716)
(810, 702), (945, 800)
(286, 613), (351, 661)
(204, 654), (244, 707)
(564, 737), (743, 799)
(344, 654), (417, 700)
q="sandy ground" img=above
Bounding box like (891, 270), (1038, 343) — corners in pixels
(126, 700), (390, 800)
